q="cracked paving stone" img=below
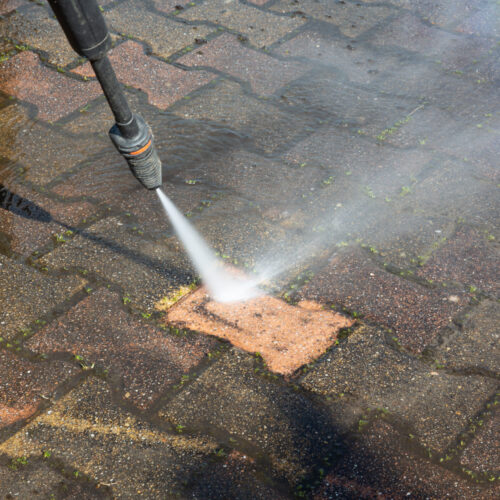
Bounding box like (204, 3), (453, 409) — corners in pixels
(461, 408), (500, 475)
(0, 350), (79, 430)
(0, 4), (79, 67)
(428, 299), (500, 374)
(105, 0), (214, 59)
(300, 324), (498, 453)
(299, 247), (469, 353)
(172, 78), (319, 153)
(178, 33), (307, 96)
(0, 180), (96, 256)
(0, 458), (104, 499)
(314, 419), (499, 499)
(73, 40), (214, 110)
(160, 348), (344, 485)
(0, 102), (107, 185)
(0, 255), (85, 340)
(179, 0), (305, 48)
(0, 378), (221, 498)
(26, 288), (217, 410)
(167, 286), (353, 375)
(0, 51), (101, 122)
(418, 226), (500, 296)
(38, 216), (195, 312)
(275, 31), (400, 85)
(271, 0), (393, 38)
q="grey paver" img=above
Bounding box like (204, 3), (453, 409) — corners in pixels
(300, 324), (497, 452)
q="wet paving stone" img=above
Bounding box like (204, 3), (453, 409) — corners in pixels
(0, 350), (79, 430)
(160, 348), (343, 485)
(26, 288), (217, 410)
(0, 0), (27, 15)
(300, 324), (498, 453)
(461, 408), (499, 475)
(371, 12), (492, 72)
(105, 0), (214, 59)
(0, 4), (79, 67)
(73, 41), (214, 110)
(314, 419), (499, 499)
(428, 300), (500, 375)
(39, 216), (194, 312)
(178, 33), (307, 96)
(0, 181), (96, 256)
(299, 248), (469, 353)
(0, 102), (107, 185)
(172, 78), (318, 153)
(167, 286), (353, 375)
(271, 0), (393, 38)
(0, 377), (222, 498)
(275, 31), (399, 85)
(0, 457), (105, 499)
(178, 0), (305, 48)
(0, 255), (85, 340)
(0, 51), (101, 122)
(418, 226), (499, 296)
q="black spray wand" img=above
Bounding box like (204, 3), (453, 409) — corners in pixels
(47, 0), (162, 190)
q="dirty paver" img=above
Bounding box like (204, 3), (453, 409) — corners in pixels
(26, 288), (218, 410)
(1, 0), (499, 497)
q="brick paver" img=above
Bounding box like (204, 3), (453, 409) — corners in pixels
(0, 255), (85, 340)
(299, 248), (468, 352)
(105, 0), (214, 59)
(179, 0), (306, 48)
(178, 33), (307, 95)
(0, 4), (78, 67)
(168, 286), (353, 375)
(271, 0), (393, 38)
(300, 324), (497, 453)
(0, 51), (100, 121)
(0, 350), (79, 429)
(73, 41), (214, 109)
(26, 288), (217, 409)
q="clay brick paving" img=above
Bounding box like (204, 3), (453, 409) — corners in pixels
(0, 0), (499, 498)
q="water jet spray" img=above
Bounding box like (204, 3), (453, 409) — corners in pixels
(47, 0), (162, 190)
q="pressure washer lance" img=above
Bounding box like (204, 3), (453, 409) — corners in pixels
(47, 0), (162, 190)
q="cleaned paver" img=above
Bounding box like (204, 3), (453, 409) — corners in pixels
(0, 255), (85, 340)
(26, 288), (217, 409)
(300, 324), (497, 453)
(167, 286), (353, 375)
(0, 51), (100, 121)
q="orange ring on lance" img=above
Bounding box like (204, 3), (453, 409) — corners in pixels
(130, 139), (152, 156)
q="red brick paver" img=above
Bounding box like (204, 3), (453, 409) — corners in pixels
(167, 286), (353, 375)
(0, 350), (78, 429)
(418, 226), (499, 296)
(73, 41), (214, 109)
(26, 288), (217, 409)
(0, 51), (100, 122)
(299, 248), (468, 353)
(178, 33), (307, 95)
